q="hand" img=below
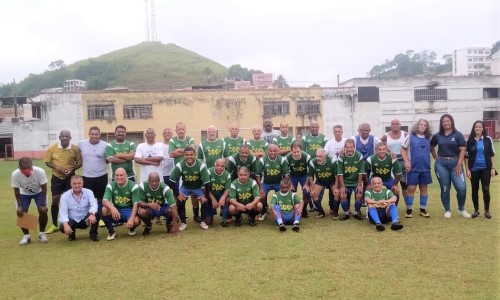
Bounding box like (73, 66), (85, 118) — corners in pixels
(63, 223), (73, 235)
(404, 162), (411, 172)
(16, 208), (24, 218)
(178, 193), (187, 202)
(149, 203), (161, 211)
(453, 165), (462, 176)
(126, 219), (134, 229)
(466, 169), (472, 178)
(199, 196), (208, 204)
(88, 214), (97, 225)
(492, 169), (497, 177)
(244, 203), (254, 211)
(238, 203), (246, 211)
(212, 200), (218, 209)
(111, 207), (121, 220)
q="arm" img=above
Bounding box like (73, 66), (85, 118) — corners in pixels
(14, 188), (23, 217)
(455, 146), (466, 175)
(400, 147), (411, 172)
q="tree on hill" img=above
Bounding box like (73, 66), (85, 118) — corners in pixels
(274, 74), (289, 88)
(492, 40), (500, 54)
(310, 83), (321, 88)
(227, 64), (253, 81)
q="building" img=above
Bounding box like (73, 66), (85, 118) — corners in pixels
(64, 79), (87, 91)
(252, 73), (273, 88)
(490, 49), (500, 76)
(453, 47), (492, 76)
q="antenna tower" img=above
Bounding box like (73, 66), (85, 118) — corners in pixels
(144, 0), (157, 42)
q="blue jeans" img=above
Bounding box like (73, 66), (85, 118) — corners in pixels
(434, 158), (466, 211)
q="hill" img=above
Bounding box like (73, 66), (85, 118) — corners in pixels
(2, 42), (228, 96)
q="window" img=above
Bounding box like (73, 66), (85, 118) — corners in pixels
(485, 51), (490, 54)
(479, 50), (484, 54)
(87, 104), (115, 120)
(414, 88), (447, 101)
(358, 86), (380, 102)
(468, 58), (473, 62)
(296, 100), (320, 116)
(468, 50), (472, 54)
(123, 104), (153, 119)
(263, 101), (290, 117)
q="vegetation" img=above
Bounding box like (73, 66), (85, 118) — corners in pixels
(274, 74), (289, 88)
(0, 149), (498, 299)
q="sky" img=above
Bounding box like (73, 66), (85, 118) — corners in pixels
(0, 0), (498, 87)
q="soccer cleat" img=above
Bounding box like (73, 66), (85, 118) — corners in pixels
(45, 224), (59, 234)
(39, 232), (48, 243)
(471, 211), (480, 218)
(352, 213), (364, 221)
(142, 226), (151, 236)
(179, 223), (188, 231)
(106, 231), (116, 241)
(193, 216), (202, 223)
(221, 219), (228, 227)
(258, 212), (268, 221)
(484, 211), (492, 219)
(391, 222), (404, 231)
(458, 210), (471, 218)
(292, 224), (300, 232)
(308, 207), (318, 213)
(332, 211), (339, 220)
(340, 213), (350, 221)
(19, 235), (31, 246)
(200, 222), (209, 230)
(405, 209), (413, 218)
(301, 212), (309, 218)
(98, 220), (105, 227)
(90, 234), (100, 242)
(444, 211), (451, 219)
(316, 212), (326, 219)
(375, 223), (385, 231)
(279, 224), (287, 232)
(234, 217), (242, 227)
(419, 209), (430, 218)
(128, 229), (137, 236)
(68, 232), (76, 241)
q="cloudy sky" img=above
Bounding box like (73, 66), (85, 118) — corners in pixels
(0, 0), (498, 87)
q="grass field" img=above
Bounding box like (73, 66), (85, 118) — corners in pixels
(0, 152), (499, 299)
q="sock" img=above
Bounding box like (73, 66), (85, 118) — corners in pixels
(221, 205), (229, 219)
(354, 200), (363, 214)
(368, 207), (381, 224)
(340, 200), (349, 213)
(419, 195), (428, 209)
(51, 204), (59, 226)
(274, 205), (283, 224)
(144, 218), (152, 228)
(405, 195), (414, 210)
(102, 215), (115, 234)
(294, 210), (301, 224)
(193, 206), (199, 218)
(314, 200), (324, 214)
(389, 204), (399, 223)
(333, 200), (340, 214)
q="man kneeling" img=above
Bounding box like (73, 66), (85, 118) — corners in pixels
(228, 167), (262, 226)
(271, 179), (303, 232)
(364, 177), (404, 232)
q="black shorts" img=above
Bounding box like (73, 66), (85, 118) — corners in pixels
(83, 174), (108, 199)
(51, 175), (72, 196)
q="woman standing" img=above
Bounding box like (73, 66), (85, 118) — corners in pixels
(430, 114), (470, 218)
(465, 121), (496, 219)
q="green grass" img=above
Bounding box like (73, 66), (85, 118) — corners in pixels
(0, 149), (499, 299)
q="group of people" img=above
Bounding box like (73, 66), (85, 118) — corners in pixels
(12, 115), (496, 245)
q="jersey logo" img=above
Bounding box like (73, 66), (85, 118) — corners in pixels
(345, 166), (358, 173)
(375, 167), (391, 175)
(238, 192), (253, 201)
(266, 169), (281, 176)
(317, 172), (332, 179)
(207, 148), (221, 156)
(114, 196), (131, 205)
(185, 175), (199, 182)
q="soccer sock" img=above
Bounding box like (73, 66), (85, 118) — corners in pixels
(340, 200), (349, 213)
(177, 201), (186, 223)
(405, 195), (414, 210)
(144, 217), (152, 228)
(193, 206), (199, 218)
(389, 204), (399, 222)
(102, 215), (114, 233)
(354, 200), (363, 214)
(51, 204), (59, 226)
(333, 200), (340, 214)
(294, 210), (301, 224)
(314, 200), (324, 214)
(274, 205), (283, 224)
(419, 195), (428, 209)
(368, 207), (381, 224)
(221, 205), (229, 219)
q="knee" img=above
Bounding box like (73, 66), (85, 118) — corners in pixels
(256, 202), (263, 212)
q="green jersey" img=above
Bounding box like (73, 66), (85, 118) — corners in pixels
(366, 154), (402, 182)
(364, 187), (394, 202)
(300, 133), (327, 158)
(270, 191), (302, 213)
(307, 157), (336, 184)
(247, 139), (268, 155)
(168, 136), (195, 165)
(286, 151), (311, 177)
(273, 135), (293, 152)
(138, 181), (176, 207)
(105, 140), (136, 178)
(229, 178), (260, 205)
(337, 151), (366, 186)
(197, 139), (226, 168)
(103, 180), (141, 208)
(170, 159), (210, 189)
(208, 167), (232, 198)
(226, 153), (258, 179)
(224, 136), (246, 157)
(256, 155), (290, 184)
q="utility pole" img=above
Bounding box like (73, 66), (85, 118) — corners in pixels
(13, 78), (17, 117)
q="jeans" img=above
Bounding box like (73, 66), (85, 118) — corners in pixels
(434, 158), (466, 211)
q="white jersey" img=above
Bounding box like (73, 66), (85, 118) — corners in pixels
(11, 166), (48, 195)
(324, 137), (347, 161)
(160, 142), (175, 177)
(386, 131), (407, 156)
(135, 142), (164, 182)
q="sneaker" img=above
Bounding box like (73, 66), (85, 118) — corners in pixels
(458, 210), (471, 218)
(419, 209), (430, 218)
(45, 224), (59, 234)
(258, 212), (268, 221)
(68, 232), (76, 241)
(248, 217), (256, 226)
(200, 222), (209, 230)
(292, 224), (300, 232)
(90, 234), (100, 242)
(179, 223), (188, 231)
(391, 222), (404, 231)
(328, 210), (334, 216)
(375, 223), (385, 231)
(444, 211), (451, 219)
(352, 213), (364, 221)
(234, 218), (242, 227)
(340, 213), (350, 221)
(405, 209), (413, 218)
(316, 212), (326, 219)
(221, 219), (228, 227)
(142, 226), (152, 236)
(19, 235), (31, 246)
(471, 211), (480, 218)
(308, 207), (318, 213)
(98, 220), (105, 227)
(112, 222), (123, 227)
(484, 211), (492, 219)
(301, 212), (309, 218)
(332, 211), (339, 220)
(128, 229), (137, 236)
(106, 231), (116, 241)
(38, 232), (48, 243)
(279, 224), (287, 232)
(193, 216), (202, 223)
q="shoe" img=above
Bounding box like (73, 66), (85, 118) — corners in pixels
(98, 220), (105, 227)
(39, 232), (48, 243)
(258, 213), (267, 221)
(292, 224), (300, 232)
(19, 235), (31, 246)
(106, 231), (116, 241)
(419, 209), (430, 218)
(90, 234), (100, 242)
(405, 209), (413, 218)
(352, 213), (363, 221)
(444, 211), (451, 219)
(332, 212), (339, 220)
(128, 229), (137, 236)
(301, 212), (309, 218)
(328, 210), (334, 215)
(112, 222), (123, 227)
(484, 211), (492, 219)
(193, 216), (202, 223)
(340, 214), (350, 221)
(308, 207), (317, 212)
(361, 202), (367, 207)
(221, 219), (228, 227)
(316, 212), (326, 219)
(200, 222), (209, 230)
(226, 218), (233, 224)
(179, 223), (188, 231)
(375, 224), (385, 231)
(471, 211), (480, 218)
(68, 232), (76, 241)
(234, 218), (242, 227)
(279, 224), (287, 232)
(45, 224), (59, 234)
(142, 226), (151, 236)
(248, 217), (256, 226)
(391, 222), (404, 231)
(458, 210), (471, 218)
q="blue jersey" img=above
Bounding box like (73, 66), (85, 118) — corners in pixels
(430, 130), (466, 158)
(355, 135), (375, 161)
(409, 133), (431, 172)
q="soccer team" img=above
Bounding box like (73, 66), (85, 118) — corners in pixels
(12, 115), (496, 244)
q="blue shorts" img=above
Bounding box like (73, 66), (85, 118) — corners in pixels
(19, 193), (46, 211)
(406, 171), (432, 186)
(343, 186), (362, 201)
(315, 180), (334, 189)
(179, 186), (205, 198)
(263, 183), (280, 195)
(382, 178), (394, 190)
(117, 208), (133, 222)
(148, 205), (170, 218)
(290, 175), (308, 191)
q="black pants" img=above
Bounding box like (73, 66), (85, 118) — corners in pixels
(59, 214), (98, 236)
(470, 169), (492, 211)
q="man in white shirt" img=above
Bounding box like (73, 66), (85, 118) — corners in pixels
(135, 128), (164, 183)
(325, 125), (347, 162)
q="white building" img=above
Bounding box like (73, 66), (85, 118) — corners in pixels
(64, 79), (87, 91)
(453, 47), (492, 76)
(490, 49), (500, 76)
